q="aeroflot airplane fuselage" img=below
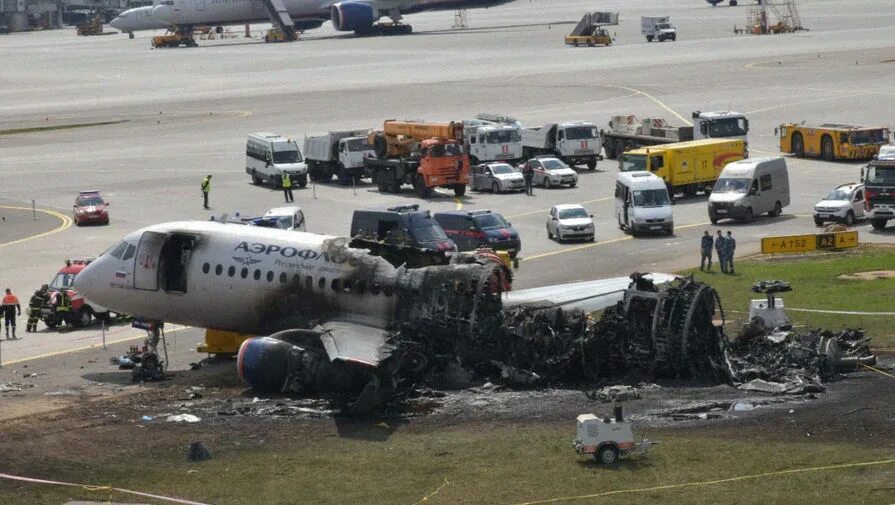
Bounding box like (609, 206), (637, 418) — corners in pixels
(147, 0), (514, 32)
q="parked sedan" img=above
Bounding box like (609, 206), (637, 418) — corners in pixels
(73, 190), (109, 226)
(523, 156), (578, 188)
(469, 162), (525, 193)
(813, 183), (865, 226)
(547, 204), (594, 242)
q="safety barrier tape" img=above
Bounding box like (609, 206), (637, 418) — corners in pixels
(0, 471), (214, 505)
(859, 362), (895, 380)
(504, 458), (895, 505)
(725, 308), (895, 316)
(411, 478), (451, 505)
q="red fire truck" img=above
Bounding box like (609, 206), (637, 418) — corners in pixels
(41, 259), (113, 328)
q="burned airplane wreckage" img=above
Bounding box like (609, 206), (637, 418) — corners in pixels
(238, 240), (873, 412)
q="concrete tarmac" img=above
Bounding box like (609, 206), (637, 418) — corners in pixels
(1, 0), (894, 362)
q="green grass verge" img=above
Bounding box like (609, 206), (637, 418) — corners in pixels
(0, 120), (128, 136)
(3, 424), (894, 505)
(685, 245), (895, 347)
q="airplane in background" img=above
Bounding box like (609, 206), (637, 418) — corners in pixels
(74, 220), (674, 408)
(112, 0), (516, 37)
(110, 5), (170, 36)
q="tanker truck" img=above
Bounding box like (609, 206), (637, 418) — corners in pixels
(364, 120), (469, 198)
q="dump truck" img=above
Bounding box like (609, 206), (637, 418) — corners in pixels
(777, 123), (890, 161)
(364, 120), (469, 198)
(602, 111), (749, 160)
(522, 122), (601, 170)
(303, 129), (373, 184)
(565, 11), (618, 47)
(618, 138), (747, 198)
(641, 16), (676, 42)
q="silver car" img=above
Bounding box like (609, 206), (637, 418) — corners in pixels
(547, 204), (595, 242)
(524, 157), (579, 188)
(469, 162), (525, 193)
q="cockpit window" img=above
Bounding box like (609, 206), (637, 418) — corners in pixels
(108, 242), (128, 259)
(122, 244), (136, 261)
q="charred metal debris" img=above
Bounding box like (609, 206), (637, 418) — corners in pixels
(250, 270), (878, 413)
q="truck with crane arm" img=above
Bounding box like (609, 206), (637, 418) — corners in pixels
(364, 120), (469, 198)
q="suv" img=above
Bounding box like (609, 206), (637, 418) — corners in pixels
(73, 190), (109, 226)
(350, 203), (457, 251)
(813, 183), (865, 227)
(433, 209), (521, 257)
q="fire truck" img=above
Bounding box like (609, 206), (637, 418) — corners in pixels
(41, 259), (113, 328)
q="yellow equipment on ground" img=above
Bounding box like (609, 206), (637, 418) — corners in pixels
(565, 11), (617, 47)
(777, 123), (890, 161)
(151, 27), (198, 48)
(619, 138), (747, 198)
(197, 329), (253, 355)
(264, 27), (291, 43)
(76, 15), (104, 36)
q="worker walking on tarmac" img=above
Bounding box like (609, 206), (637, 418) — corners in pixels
(715, 230), (728, 273)
(522, 162), (534, 196)
(2, 288), (21, 339)
(282, 173), (294, 203)
(726, 230), (737, 274)
(201, 174), (212, 210)
(25, 284), (50, 333)
(699, 230), (714, 271)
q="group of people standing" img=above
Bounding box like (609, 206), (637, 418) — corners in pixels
(700, 230), (737, 274)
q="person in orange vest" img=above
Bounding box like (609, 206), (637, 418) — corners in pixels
(2, 288), (21, 339)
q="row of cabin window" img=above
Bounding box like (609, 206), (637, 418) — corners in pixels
(200, 262), (393, 296)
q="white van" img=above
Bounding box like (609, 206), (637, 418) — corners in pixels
(708, 156), (790, 223)
(615, 171), (674, 236)
(245, 133), (308, 189)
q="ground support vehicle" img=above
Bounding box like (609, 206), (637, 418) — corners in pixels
(246, 132), (308, 189)
(573, 407), (656, 464)
(366, 121), (469, 198)
(708, 157), (790, 223)
(565, 11), (617, 47)
(304, 129), (372, 184)
(151, 27), (198, 48)
(547, 204), (594, 242)
(469, 162), (524, 193)
(615, 172), (673, 236)
(73, 190), (110, 226)
(350, 204), (456, 251)
(41, 259), (113, 329)
(619, 138), (746, 199)
(522, 122), (601, 170)
(641, 16), (676, 42)
(434, 209), (521, 257)
(863, 156), (895, 230)
(76, 14), (105, 35)
(813, 183), (865, 227)
(463, 120), (523, 165)
(777, 123), (890, 161)
(602, 111), (748, 160)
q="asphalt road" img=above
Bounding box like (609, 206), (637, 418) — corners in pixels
(1, 0), (894, 363)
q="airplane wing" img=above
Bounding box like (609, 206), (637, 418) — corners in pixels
(317, 318), (395, 367)
(502, 273), (678, 313)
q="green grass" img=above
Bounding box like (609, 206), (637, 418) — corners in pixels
(3, 423), (894, 505)
(0, 120), (128, 136)
(685, 245), (895, 347)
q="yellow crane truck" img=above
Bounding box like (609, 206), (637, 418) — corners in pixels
(777, 123), (890, 161)
(618, 138), (746, 199)
(365, 120), (469, 198)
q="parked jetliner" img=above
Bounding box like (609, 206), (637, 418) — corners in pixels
(144, 0), (516, 36)
(75, 220), (673, 406)
(110, 5), (170, 35)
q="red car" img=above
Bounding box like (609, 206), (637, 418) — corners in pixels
(73, 190), (109, 226)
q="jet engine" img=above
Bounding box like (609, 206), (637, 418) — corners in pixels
(331, 2), (376, 32)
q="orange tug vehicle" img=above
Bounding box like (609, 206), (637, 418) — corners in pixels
(364, 120), (469, 198)
(40, 259), (114, 329)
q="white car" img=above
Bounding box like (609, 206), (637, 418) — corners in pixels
(813, 183), (865, 227)
(547, 204), (595, 242)
(524, 157), (578, 188)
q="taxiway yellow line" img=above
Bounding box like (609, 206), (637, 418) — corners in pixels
(600, 85), (692, 126)
(454, 197), (464, 210)
(1, 325), (193, 366)
(521, 221), (712, 262)
(0, 206), (72, 248)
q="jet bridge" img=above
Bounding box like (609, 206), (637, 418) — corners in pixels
(262, 0), (298, 41)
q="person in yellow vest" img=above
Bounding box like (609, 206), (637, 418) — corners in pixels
(201, 174), (212, 209)
(282, 173), (294, 203)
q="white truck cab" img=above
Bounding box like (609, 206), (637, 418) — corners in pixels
(522, 121), (601, 170)
(304, 129), (373, 183)
(464, 121), (523, 164)
(246, 133), (308, 189)
(615, 171), (674, 236)
(692, 111), (750, 147)
(641, 16), (676, 42)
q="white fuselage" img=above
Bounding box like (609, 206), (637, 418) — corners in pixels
(110, 5), (170, 32)
(74, 221), (398, 334)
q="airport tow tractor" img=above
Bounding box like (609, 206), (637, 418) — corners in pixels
(152, 27), (198, 48)
(565, 11), (618, 47)
(573, 405), (657, 464)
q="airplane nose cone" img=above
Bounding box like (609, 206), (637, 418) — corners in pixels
(109, 16), (125, 30)
(73, 261), (99, 299)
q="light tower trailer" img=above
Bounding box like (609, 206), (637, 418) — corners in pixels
(573, 405), (657, 464)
